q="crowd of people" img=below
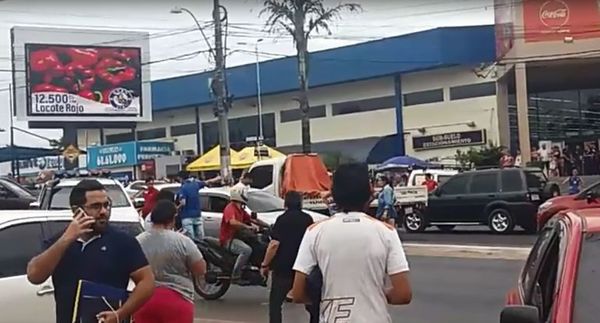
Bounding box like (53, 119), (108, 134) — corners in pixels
(24, 163), (412, 323)
(501, 142), (600, 177)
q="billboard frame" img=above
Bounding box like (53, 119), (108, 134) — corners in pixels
(11, 26), (152, 124)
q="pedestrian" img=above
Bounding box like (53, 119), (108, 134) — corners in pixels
(291, 163), (412, 323)
(421, 173), (438, 192)
(134, 200), (207, 323)
(538, 144), (550, 174)
(376, 176), (398, 227)
(499, 147), (514, 168)
(219, 186), (270, 283)
(141, 177), (159, 219)
(26, 179), (155, 323)
(563, 168), (583, 195)
(144, 189), (177, 230)
(177, 171), (219, 241)
(261, 191), (315, 323)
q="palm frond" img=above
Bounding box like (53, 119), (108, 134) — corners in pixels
(307, 3), (361, 37)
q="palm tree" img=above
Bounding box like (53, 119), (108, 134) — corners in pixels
(261, 0), (361, 153)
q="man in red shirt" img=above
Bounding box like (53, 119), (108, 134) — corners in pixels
(219, 187), (268, 282)
(141, 177), (159, 218)
(421, 174), (438, 192)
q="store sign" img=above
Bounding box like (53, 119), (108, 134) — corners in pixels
(17, 156), (63, 174)
(87, 142), (137, 169)
(136, 142), (174, 161)
(87, 141), (173, 169)
(412, 130), (486, 151)
(523, 0), (600, 42)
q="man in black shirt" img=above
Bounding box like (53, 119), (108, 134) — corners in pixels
(261, 191), (315, 323)
(26, 179), (155, 323)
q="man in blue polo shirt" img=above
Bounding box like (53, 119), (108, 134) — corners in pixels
(27, 179), (155, 323)
(177, 171), (220, 241)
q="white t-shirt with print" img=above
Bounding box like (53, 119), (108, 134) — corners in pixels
(293, 212), (410, 323)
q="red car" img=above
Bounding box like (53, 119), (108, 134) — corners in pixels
(502, 209), (600, 323)
(536, 183), (600, 230)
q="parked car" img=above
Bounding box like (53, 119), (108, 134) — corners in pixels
(404, 167), (559, 234)
(0, 209), (143, 323)
(139, 184), (328, 237)
(501, 208), (600, 323)
(537, 181), (600, 230)
(0, 177), (37, 210)
(38, 177), (142, 223)
(124, 179), (166, 198)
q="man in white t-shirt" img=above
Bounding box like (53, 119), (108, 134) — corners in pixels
(291, 163), (412, 323)
(538, 144), (550, 173)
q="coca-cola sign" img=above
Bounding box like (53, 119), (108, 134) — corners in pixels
(539, 0), (570, 28)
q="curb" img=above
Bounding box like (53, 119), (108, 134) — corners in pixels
(403, 243), (531, 260)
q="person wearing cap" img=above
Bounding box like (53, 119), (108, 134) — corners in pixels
(291, 163), (412, 322)
(219, 186), (269, 282)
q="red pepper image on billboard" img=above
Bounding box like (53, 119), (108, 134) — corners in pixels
(26, 44), (142, 116)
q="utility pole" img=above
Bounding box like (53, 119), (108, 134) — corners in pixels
(8, 83), (16, 176)
(212, 0), (232, 184)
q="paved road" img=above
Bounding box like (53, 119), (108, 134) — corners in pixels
(193, 256), (524, 323)
(399, 226), (537, 247)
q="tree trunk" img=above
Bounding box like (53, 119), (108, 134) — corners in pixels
(296, 34), (311, 153)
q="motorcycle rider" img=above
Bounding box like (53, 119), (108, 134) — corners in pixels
(219, 186), (269, 283)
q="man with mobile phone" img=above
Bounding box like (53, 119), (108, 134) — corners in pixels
(26, 179), (155, 323)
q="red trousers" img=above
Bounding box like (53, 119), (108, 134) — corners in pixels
(134, 287), (194, 323)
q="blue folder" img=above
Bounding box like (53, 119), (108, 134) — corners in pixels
(71, 280), (132, 323)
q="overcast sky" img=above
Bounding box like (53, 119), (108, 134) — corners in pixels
(0, 0), (493, 148)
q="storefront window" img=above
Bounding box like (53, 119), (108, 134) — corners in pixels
(509, 88), (600, 175)
(201, 113), (276, 153)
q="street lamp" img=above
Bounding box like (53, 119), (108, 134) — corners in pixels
(170, 6), (214, 59)
(237, 39), (264, 141)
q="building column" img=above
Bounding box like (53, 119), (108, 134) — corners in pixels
(394, 74), (406, 156)
(496, 73), (511, 149)
(515, 63), (531, 163)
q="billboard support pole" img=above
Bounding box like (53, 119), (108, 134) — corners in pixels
(213, 0), (232, 185)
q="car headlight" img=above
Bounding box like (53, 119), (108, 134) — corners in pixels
(539, 201), (553, 212)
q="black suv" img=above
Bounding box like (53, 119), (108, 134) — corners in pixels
(403, 168), (559, 234)
(0, 177), (37, 210)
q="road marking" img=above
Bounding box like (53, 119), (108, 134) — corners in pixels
(403, 243), (531, 260)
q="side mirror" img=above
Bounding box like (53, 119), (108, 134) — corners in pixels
(133, 198), (145, 209)
(500, 305), (539, 323)
(30, 201), (40, 209)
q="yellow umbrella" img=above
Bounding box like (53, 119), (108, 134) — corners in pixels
(186, 145), (241, 172)
(233, 145), (286, 169)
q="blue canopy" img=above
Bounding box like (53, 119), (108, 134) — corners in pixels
(379, 155), (433, 170)
(0, 145), (59, 163)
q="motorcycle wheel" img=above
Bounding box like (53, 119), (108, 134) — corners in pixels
(194, 263), (231, 301)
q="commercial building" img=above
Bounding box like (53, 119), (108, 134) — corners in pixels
(78, 24), (499, 167)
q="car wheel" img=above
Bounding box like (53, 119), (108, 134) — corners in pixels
(488, 208), (515, 234)
(403, 209), (427, 233)
(437, 225), (455, 233)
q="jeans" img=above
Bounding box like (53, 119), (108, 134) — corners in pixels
(228, 239), (252, 278)
(181, 217), (204, 242)
(269, 272), (293, 323)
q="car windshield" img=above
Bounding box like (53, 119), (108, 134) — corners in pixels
(573, 234), (600, 322)
(246, 191), (285, 213)
(525, 170), (547, 188)
(48, 184), (131, 210)
(0, 179), (34, 198)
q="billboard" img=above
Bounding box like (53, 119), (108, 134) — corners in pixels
(523, 0), (600, 42)
(11, 26), (152, 123)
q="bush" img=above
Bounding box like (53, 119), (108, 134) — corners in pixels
(455, 144), (503, 169)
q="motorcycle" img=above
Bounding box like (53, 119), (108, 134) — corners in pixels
(194, 227), (270, 300)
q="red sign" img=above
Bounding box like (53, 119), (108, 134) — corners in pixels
(523, 0), (600, 42)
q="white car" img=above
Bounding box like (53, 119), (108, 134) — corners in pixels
(143, 184), (328, 237)
(0, 209), (144, 323)
(125, 180), (167, 198)
(39, 177), (142, 224)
